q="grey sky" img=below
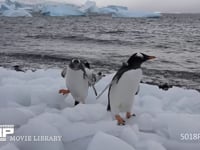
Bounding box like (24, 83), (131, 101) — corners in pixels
(1, 0), (200, 13)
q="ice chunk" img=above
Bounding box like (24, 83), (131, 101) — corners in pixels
(0, 67), (200, 150)
(0, 144), (19, 150)
(31, 112), (70, 130)
(61, 104), (110, 122)
(87, 132), (135, 150)
(0, 108), (34, 126)
(120, 127), (139, 147)
(15, 119), (64, 150)
(137, 140), (166, 150)
(60, 121), (121, 142)
(137, 113), (155, 131)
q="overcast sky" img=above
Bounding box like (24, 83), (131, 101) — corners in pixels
(1, 0), (200, 13)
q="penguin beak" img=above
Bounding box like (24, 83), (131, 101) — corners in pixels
(147, 55), (156, 60)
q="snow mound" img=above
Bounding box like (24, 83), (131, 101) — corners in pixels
(0, 67), (200, 150)
(15, 119), (64, 150)
(0, 144), (19, 150)
(87, 132), (135, 150)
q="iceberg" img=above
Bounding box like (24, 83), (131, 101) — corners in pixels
(98, 5), (160, 18)
(0, 0), (161, 18)
(79, 1), (98, 13)
(0, 0), (32, 17)
(2, 9), (32, 17)
(41, 4), (84, 16)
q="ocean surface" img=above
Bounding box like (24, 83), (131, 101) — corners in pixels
(0, 14), (200, 91)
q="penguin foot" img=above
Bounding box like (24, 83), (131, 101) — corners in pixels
(74, 101), (80, 106)
(126, 112), (136, 119)
(59, 89), (70, 95)
(115, 115), (125, 125)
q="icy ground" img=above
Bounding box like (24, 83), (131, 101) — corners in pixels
(0, 67), (200, 150)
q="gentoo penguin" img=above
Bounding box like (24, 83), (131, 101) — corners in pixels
(107, 53), (156, 125)
(59, 59), (104, 106)
(13, 65), (25, 72)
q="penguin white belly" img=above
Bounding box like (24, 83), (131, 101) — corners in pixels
(109, 69), (142, 114)
(66, 68), (89, 103)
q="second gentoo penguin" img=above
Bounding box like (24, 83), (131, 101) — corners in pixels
(107, 53), (156, 125)
(59, 59), (104, 106)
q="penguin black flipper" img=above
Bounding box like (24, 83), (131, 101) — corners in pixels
(107, 63), (129, 112)
(107, 77), (124, 112)
(135, 86), (140, 95)
(61, 68), (67, 78)
(107, 86), (112, 111)
(112, 63), (129, 84)
(74, 101), (80, 106)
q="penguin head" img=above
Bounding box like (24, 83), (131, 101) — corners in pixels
(127, 53), (156, 68)
(69, 59), (82, 70)
(82, 60), (91, 69)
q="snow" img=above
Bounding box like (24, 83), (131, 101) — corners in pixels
(87, 132), (135, 150)
(14, 119), (64, 150)
(0, 67), (200, 150)
(0, 144), (19, 150)
(0, 0), (160, 18)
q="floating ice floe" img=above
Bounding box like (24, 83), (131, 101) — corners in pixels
(0, 67), (200, 150)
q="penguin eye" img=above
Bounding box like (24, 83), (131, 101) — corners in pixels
(98, 72), (102, 76)
(72, 59), (80, 64)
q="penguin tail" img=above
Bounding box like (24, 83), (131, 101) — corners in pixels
(107, 103), (111, 111)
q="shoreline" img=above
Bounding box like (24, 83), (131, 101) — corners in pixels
(1, 66), (199, 93)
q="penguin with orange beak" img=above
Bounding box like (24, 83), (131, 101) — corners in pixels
(107, 53), (156, 125)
